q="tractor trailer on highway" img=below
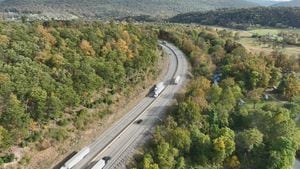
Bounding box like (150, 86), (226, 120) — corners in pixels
(60, 146), (90, 169)
(154, 82), (165, 98)
(91, 159), (106, 169)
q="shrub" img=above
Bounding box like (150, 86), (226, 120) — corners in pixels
(49, 128), (68, 141)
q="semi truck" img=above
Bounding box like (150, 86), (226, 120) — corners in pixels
(91, 159), (106, 169)
(154, 82), (165, 98)
(60, 146), (90, 169)
(173, 76), (181, 85)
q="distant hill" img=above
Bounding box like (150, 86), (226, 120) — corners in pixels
(169, 7), (300, 29)
(0, 0), (258, 19)
(246, 0), (279, 6)
(273, 0), (300, 7)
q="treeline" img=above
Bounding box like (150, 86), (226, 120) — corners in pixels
(169, 7), (300, 29)
(255, 31), (300, 47)
(0, 21), (158, 159)
(134, 26), (300, 169)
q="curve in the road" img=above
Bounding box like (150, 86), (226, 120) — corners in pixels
(61, 41), (187, 169)
(101, 42), (188, 169)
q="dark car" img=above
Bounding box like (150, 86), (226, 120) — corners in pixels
(102, 156), (111, 162)
(135, 119), (143, 124)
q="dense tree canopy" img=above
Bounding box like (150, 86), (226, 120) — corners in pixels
(135, 25), (300, 169)
(0, 21), (159, 156)
(169, 7), (300, 29)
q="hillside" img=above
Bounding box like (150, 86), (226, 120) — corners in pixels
(0, 21), (159, 165)
(169, 7), (300, 29)
(273, 0), (300, 7)
(0, 0), (257, 19)
(134, 25), (300, 169)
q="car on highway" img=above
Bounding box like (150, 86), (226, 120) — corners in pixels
(102, 156), (111, 161)
(135, 119), (143, 124)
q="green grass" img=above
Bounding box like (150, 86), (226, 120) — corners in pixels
(207, 26), (300, 57)
(250, 28), (300, 36)
(250, 29), (281, 36)
(239, 37), (300, 56)
(237, 28), (300, 57)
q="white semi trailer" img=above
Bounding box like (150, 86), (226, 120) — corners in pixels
(154, 82), (165, 98)
(60, 146), (90, 169)
(91, 159), (106, 169)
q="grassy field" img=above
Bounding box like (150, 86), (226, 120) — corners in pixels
(238, 37), (300, 56)
(238, 37), (274, 54)
(236, 28), (300, 57)
(204, 26), (300, 57)
(249, 28), (300, 36)
(202, 25), (300, 57)
(250, 29), (281, 35)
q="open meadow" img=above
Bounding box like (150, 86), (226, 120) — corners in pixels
(238, 28), (300, 57)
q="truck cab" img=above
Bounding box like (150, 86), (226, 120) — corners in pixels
(153, 82), (165, 98)
(173, 75), (180, 85)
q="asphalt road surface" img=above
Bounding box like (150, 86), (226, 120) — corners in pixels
(69, 41), (189, 169)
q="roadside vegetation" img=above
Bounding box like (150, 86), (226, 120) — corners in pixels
(0, 19), (299, 168)
(133, 25), (300, 169)
(0, 20), (159, 165)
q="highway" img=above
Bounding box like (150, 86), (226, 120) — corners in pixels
(70, 41), (189, 169)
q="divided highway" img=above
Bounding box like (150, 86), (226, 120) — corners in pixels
(66, 41), (189, 169)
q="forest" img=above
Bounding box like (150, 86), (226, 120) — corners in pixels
(169, 7), (300, 29)
(0, 20), (159, 164)
(0, 19), (300, 168)
(0, 0), (256, 19)
(134, 25), (300, 169)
